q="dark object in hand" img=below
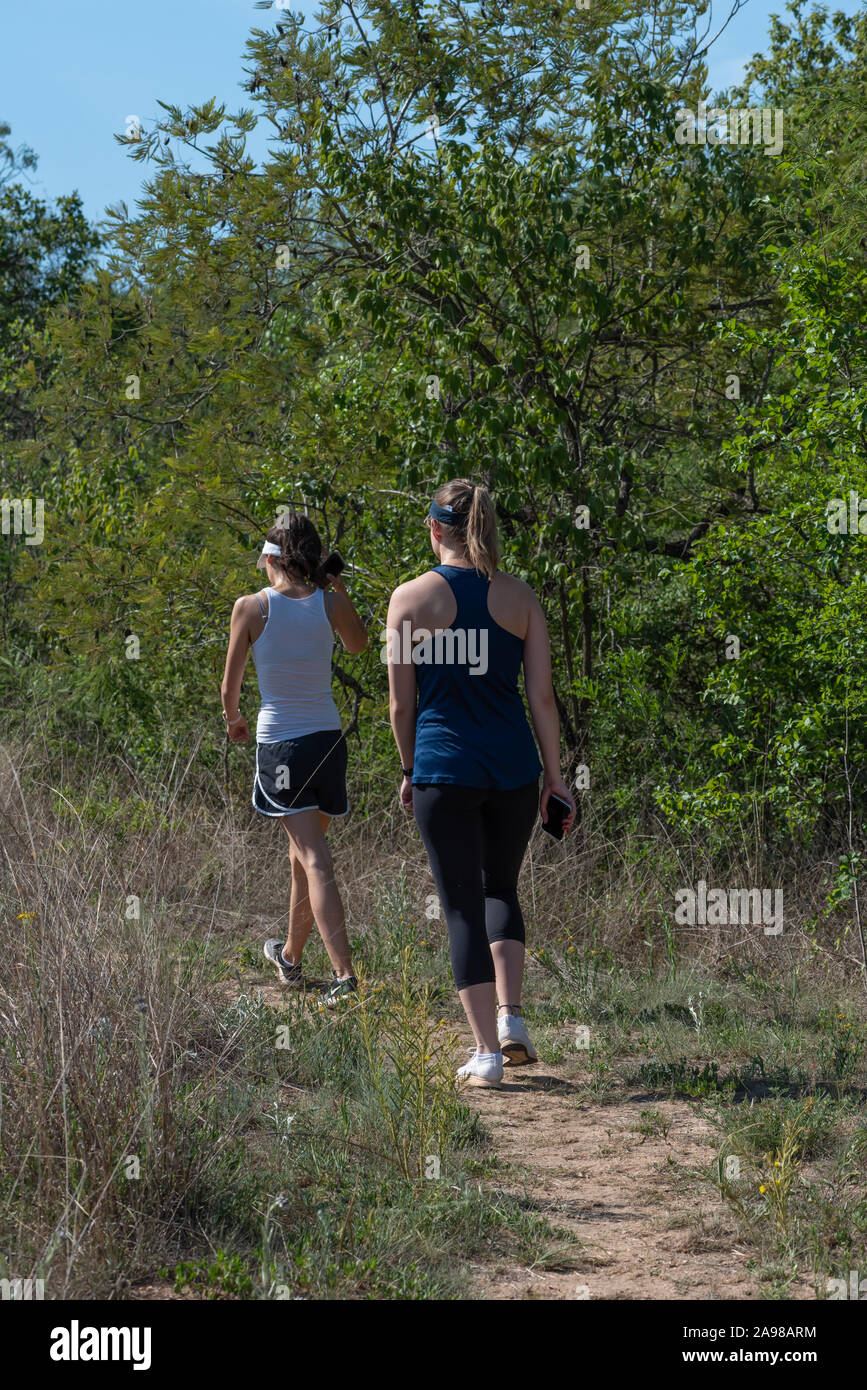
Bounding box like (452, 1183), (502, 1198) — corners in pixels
(323, 551), (345, 577)
(541, 792), (571, 840)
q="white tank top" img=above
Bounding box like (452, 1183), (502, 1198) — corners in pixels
(251, 587), (341, 742)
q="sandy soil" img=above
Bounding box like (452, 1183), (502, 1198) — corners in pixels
(216, 965), (818, 1301)
(462, 1057), (816, 1301)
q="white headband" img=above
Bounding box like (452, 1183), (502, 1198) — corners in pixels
(256, 540), (283, 569)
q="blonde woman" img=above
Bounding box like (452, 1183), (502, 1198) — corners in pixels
(387, 479), (576, 1086)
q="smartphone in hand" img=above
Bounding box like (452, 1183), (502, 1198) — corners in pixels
(323, 551), (345, 577)
(542, 792), (572, 840)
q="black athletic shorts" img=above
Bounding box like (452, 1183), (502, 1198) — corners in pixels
(252, 729), (348, 818)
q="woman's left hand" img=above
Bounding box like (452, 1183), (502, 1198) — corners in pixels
(399, 774), (413, 808)
(227, 716), (250, 743)
(540, 774), (577, 835)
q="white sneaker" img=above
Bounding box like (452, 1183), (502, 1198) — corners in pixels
(498, 1011), (538, 1066)
(456, 1047), (504, 1088)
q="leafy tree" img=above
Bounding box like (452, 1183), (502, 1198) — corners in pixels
(12, 0), (867, 885)
(11, 0), (783, 775)
(0, 125), (99, 652)
(657, 245), (867, 845)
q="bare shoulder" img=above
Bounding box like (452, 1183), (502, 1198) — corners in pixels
(231, 593), (266, 632)
(232, 593), (259, 615)
(388, 572), (440, 613)
(491, 570), (538, 605)
(394, 572), (443, 598)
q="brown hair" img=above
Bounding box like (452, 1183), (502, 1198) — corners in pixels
(432, 478), (500, 579)
(265, 513), (331, 588)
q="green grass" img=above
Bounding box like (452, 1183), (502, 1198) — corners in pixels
(0, 763), (577, 1300)
(3, 732), (867, 1300)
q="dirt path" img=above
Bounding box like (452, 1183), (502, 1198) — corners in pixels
(463, 1058), (814, 1301)
(230, 966), (814, 1300)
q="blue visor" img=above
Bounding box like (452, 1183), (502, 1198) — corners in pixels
(427, 499), (468, 527)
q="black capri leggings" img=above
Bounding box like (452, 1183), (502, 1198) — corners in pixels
(413, 781), (539, 990)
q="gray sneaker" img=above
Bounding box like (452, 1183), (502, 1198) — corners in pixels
(263, 939), (304, 988)
(320, 972), (358, 1008)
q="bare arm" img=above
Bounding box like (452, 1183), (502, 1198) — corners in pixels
(326, 575), (368, 653)
(523, 593), (576, 833)
(220, 597), (253, 743)
(386, 585), (418, 807)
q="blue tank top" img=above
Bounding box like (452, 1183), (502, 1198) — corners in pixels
(412, 565), (542, 790)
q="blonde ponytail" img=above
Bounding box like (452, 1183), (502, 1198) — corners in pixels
(433, 478), (500, 579)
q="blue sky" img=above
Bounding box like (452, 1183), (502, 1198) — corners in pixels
(2, 0), (862, 228)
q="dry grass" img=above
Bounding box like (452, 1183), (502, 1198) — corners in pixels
(1, 728), (865, 1299)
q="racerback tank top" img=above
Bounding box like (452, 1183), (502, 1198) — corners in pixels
(251, 587), (341, 742)
(412, 565), (542, 789)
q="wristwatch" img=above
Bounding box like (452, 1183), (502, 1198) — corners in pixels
(401, 766), (413, 777)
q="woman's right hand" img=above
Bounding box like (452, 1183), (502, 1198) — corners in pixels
(227, 716), (250, 743)
(540, 774), (577, 835)
(399, 774), (413, 808)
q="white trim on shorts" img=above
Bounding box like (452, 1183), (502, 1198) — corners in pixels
(252, 741), (350, 819)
